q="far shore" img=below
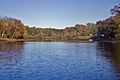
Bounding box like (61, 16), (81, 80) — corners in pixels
(0, 38), (24, 42)
(0, 38), (120, 43)
(0, 38), (90, 42)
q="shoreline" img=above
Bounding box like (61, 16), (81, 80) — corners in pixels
(0, 38), (120, 43)
(0, 38), (24, 42)
(0, 38), (90, 42)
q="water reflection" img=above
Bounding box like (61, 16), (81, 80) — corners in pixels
(97, 42), (120, 79)
(0, 41), (120, 80)
(0, 41), (24, 66)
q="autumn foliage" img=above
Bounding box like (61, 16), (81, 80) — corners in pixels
(96, 4), (120, 40)
(0, 17), (26, 39)
(0, 4), (120, 41)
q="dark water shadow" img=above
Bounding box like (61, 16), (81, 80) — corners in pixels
(96, 42), (120, 79)
(0, 41), (25, 66)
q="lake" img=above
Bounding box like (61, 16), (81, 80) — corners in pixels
(0, 41), (120, 80)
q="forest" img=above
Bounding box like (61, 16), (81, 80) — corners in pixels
(0, 4), (120, 41)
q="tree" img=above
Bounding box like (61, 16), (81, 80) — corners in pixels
(0, 16), (26, 39)
(110, 4), (120, 40)
(96, 4), (120, 40)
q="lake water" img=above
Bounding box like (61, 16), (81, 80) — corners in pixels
(0, 41), (120, 80)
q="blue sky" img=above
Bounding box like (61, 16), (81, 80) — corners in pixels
(0, 0), (119, 28)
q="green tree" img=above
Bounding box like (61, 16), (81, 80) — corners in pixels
(111, 4), (120, 40)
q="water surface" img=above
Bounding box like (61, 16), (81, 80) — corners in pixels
(0, 41), (120, 80)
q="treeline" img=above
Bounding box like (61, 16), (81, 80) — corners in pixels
(0, 16), (96, 40)
(0, 4), (120, 41)
(25, 23), (97, 40)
